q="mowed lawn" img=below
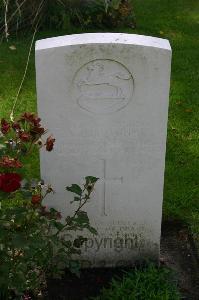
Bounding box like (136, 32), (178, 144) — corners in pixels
(0, 0), (198, 234)
(133, 0), (199, 235)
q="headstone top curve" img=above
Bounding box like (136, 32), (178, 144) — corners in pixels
(35, 33), (171, 52)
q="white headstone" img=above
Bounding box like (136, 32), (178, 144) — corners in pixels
(36, 33), (171, 267)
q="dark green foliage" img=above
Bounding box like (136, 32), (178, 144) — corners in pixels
(68, 0), (136, 29)
(66, 184), (82, 196)
(0, 0), (45, 34)
(0, 173), (98, 298)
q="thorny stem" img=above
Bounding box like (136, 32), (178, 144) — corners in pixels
(25, 140), (34, 156)
(54, 186), (93, 237)
(41, 189), (51, 202)
(22, 183), (95, 274)
(31, 191), (92, 269)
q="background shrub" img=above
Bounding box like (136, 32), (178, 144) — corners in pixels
(0, 0), (136, 38)
(68, 0), (136, 29)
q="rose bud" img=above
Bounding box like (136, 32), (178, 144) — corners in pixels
(19, 132), (31, 142)
(31, 194), (42, 205)
(45, 135), (55, 152)
(12, 122), (21, 131)
(32, 116), (41, 127)
(0, 156), (22, 168)
(1, 119), (10, 134)
(20, 112), (33, 122)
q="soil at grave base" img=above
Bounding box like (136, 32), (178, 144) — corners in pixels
(160, 220), (199, 300)
(45, 220), (199, 300)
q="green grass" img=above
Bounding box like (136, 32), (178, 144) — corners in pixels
(90, 264), (180, 300)
(132, 0), (199, 234)
(0, 0), (198, 230)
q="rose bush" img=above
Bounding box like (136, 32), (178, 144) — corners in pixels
(0, 112), (98, 299)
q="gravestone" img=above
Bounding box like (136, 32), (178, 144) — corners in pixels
(35, 33), (171, 267)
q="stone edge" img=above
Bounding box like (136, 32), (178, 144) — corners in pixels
(35, 33), (171, 52)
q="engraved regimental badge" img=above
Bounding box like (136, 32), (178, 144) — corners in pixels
(73, 59), (134, 114)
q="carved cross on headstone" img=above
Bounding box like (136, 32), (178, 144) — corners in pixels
(100, 159), (123, 216)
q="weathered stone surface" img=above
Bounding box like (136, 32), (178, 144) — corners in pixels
(35, 33), (172, 267)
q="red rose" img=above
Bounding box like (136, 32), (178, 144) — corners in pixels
(45, 135), (55, 151)
(0, 174), (3, 189)
(31, 194), (42, 205)
(0, 173), (22, 193)
(1, 119), (10, 134)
